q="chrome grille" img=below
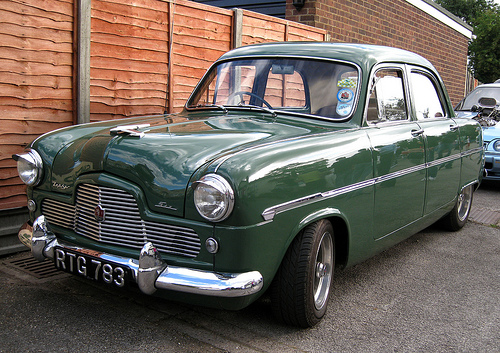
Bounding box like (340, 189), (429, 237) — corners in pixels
(41, 184), (201, 258)
(41, 199), (75, 229)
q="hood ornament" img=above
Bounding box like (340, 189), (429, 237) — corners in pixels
(110, 124), (150, 138)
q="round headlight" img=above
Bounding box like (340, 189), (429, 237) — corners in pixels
(493, 140), (500, 152)
(13, 149), (43, 186)
(194, 174), (234, 222)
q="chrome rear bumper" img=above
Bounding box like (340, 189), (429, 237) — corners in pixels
(18, 216), (263, 298)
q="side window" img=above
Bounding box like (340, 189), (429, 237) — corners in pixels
(410, 71), (445, 119)
(367, 69), (407, 123)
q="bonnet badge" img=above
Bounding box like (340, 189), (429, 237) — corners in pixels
(94, 205), (106, 222)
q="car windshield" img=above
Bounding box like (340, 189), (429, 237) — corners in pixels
(187, 58), (360, 120)
(457, 86), (500, 110)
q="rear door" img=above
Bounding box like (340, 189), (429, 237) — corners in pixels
(365, 66), (426, 240)
(407, 68), (461, 215)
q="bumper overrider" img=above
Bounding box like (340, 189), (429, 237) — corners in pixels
(18, 215), (263, 298)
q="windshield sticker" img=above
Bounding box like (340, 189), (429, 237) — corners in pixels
(336, 103), (353, 116)
(337, 88), (354, 103)
(337, 78), (357, 88)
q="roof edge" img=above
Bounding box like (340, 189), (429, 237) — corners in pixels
(405, 0), (473, 39)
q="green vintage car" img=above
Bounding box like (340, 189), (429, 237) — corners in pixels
(14, 43), (484, 327)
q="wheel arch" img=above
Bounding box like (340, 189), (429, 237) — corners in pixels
(291, 208), (350, 269)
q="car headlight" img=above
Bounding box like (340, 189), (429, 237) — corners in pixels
(13, 149), (43, 186)
(494, 140), (500, 152)
(194, 174), (234, 222)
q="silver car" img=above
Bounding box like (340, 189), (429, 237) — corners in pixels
(455, 83), (500, 180)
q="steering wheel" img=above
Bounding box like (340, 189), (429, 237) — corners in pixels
(228, 91), (273, 109)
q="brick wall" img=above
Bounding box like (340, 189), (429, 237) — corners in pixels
(285, 0), (470, 105)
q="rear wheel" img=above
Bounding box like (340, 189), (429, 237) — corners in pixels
(271, 219), (334, 327)
(441, 184), (474, 231)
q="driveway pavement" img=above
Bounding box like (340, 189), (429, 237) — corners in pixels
(1, 183), (499, 353)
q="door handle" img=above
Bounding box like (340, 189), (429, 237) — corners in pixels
(411, 129), (424, 137)
(450, 124), (459, 131)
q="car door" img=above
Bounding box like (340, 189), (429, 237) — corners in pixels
(407, 68), (461, 215)
(365, 66), (426, 240)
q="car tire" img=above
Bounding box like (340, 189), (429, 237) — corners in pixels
(440, 184), (474, 231)
(271, 219), (334, 327)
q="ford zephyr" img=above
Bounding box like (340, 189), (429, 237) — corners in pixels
(14, 43), (484, 327)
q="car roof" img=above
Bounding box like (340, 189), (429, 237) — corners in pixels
(217, 42), (435, 72)
(474, 83), (500, 89)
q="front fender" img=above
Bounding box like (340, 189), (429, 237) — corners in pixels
(296, 207), (345, 239)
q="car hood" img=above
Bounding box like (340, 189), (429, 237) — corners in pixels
(483, 122), (500, 142)
(454, 111), (477, 119)
(42, 113), (343, 216)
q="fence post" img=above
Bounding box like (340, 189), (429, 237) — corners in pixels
(232, 8), (243, 49)
(166, 1), (175, 114)
(76, 0), (91, 124)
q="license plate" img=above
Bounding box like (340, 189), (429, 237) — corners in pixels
(54, 247), (129, 288)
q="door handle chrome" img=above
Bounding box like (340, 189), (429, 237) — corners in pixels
(450, 124), (459, 131)
(411, 129), (424, 137)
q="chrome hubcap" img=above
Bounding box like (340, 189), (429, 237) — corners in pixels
(316, 262), (327, 278)
(313, 231), (333, 310)
(457, 185), (472, 222)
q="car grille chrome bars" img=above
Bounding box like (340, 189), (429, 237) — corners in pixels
(41, 184), (201, 258)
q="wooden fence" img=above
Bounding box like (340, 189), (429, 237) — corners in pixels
(1, 0), (75, 210)
(0, 0), (327, 211)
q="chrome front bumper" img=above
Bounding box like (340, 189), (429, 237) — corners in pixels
(484, 153), (500, 180)
(18, 216), (263, 298)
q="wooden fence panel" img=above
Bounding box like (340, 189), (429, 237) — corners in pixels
(241, 10), (327, 45)
(242, 10), (289, 44)
(170, 1), (233, 112)
(90, 0), (170, 121)
(0, 0), (74, 210)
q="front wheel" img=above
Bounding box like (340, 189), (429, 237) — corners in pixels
(440, 184), (474, 231)
(271, 219), (335, 327)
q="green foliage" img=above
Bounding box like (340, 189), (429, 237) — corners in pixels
(468, 9), (500, 83)
(436, 0), (500, 83)
(435, 0), (496, 26)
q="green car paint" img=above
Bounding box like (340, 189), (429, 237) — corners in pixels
(15, 43), (484, 326)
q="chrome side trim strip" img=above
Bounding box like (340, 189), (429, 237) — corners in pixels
(426, 154), (457, 168)
(262, 147), (483, 221)
(461, 146), (484, 158)
(262, 193), (323, 221)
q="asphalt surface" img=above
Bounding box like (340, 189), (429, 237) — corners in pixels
(1, 182), (499, 353)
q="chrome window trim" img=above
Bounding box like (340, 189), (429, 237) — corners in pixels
(262, 147), (484, 221)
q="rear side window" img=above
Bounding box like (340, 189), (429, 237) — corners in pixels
(410, 71), (446, 119)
